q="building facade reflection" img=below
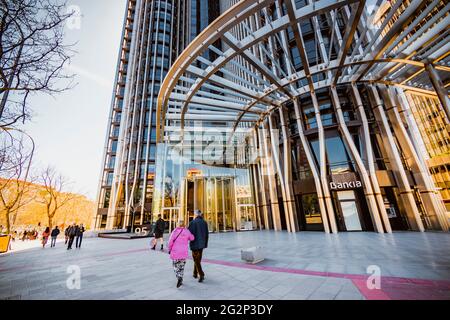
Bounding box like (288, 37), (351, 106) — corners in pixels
(152, 141), (258, 233)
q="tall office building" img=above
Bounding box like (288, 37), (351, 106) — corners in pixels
(155, 0), (450, 234)
(93, 0), (220, 230)
(405, 94), (450, 212)
(373, 0), (450, 213)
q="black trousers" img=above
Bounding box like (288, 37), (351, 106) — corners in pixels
(67, 236), (75, 249)
(192, 249), (204, 277)
(76, 234), (83, 248)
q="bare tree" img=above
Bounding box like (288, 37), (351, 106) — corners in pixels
(0, 130), (34, 234)
(0, 0), (76, 127)
(37, 166), (78, 229)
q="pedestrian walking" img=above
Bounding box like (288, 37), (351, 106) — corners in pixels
(64, 226), (70, 244)
(168, 220), (194, 288)
(151, 214), (165, 251)
(188, 210), (209, 283)
(75, 224), (85, 248)
(41, 227), (50, 248)
(50, 226), (60, 247)
(67, 223), (78, 250)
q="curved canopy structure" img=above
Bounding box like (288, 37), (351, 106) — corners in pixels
(95, 0), (450, 235)
(157, 0), (450, 142)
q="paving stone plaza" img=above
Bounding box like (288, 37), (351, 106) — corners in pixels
(1, 231), (450, 300)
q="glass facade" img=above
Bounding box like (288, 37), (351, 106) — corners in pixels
(155, 0), (449, 234)
(94, 0), (221, 230)
(406, 93), (450, 212)
(95, 0), (450, 234)
(152, 141), (257, 233)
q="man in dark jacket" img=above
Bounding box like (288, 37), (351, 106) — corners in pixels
(152, 215), (165, 251)
(75, 224), (85, 249)
(67, 223), (78, 250)
(50, 226), (60, 247)
(188, 210), (209, 282)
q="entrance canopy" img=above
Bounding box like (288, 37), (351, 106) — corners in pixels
(157, 0), (450, 146)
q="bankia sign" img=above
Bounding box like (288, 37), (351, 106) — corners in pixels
(329, 172), (362, 190)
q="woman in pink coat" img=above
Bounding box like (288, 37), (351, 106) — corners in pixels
(168, 220), (194, 288)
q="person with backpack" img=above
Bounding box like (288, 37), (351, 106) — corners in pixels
(50, 226), (60, 247)
(168, 220), (194, 288)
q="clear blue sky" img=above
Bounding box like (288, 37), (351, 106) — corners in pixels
(24, 0), (127, 200)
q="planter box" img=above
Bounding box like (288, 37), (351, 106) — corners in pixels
(0, 235), (11, 253)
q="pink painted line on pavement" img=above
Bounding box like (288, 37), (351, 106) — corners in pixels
(201, 258), (370, 281)
(351, 279), (391, 300)
(2, 245), (450, 300)
(198, 258), (450, 300)
(201, 258), (450, 287)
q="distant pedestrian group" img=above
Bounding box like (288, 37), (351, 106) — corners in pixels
(65, 223), (85, 250)
(39, 223), (85, 250)
(20, 229), (38, 241)
(153, 210), (209, 288)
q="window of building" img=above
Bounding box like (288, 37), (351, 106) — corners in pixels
(108, 156), (116, 169)
(301, 193), (323, 225)
(112, 126), (120, 137)
(310, 135), (355, 173)
(290, 46), (303, 70)
(151, 128), (157, 142)
(302, 104), (317, 129)
(325, 135), (354, 174)
(103, 190), (111, 208)
(150, 145), (157, 160)
(319, 102), (336, 126)
(111, 140), (118, 153)
(106, 172), (113, 185)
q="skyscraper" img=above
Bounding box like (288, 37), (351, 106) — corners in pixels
(155, 0), (450, 234)
(372, 0), (450, 217)
(93, 0), (220, 230)
(95, 0), (449, 234)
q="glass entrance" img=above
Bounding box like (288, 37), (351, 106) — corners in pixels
(185, 176), (235, 232)
(337, 190), (362, 231)
(215, 178), (234, 232)
(237, 204), (256, 230)
(161, 207), (180, 233)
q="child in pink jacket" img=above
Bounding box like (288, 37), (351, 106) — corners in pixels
(168, 220), (195, 288)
